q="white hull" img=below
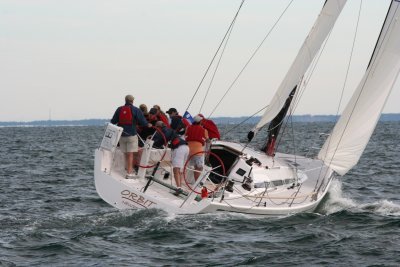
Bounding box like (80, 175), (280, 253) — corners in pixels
(94, 137), (334, 216)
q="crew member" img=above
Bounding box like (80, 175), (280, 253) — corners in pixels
(111, 95), (151, 178)
(153, 121), (189, 189)
(139, 104), (150, 121)
(198, 114), (220, 140)
(185, 115), (209, 181)
(138, 103), (155, 143)
(149, 106), (170, 128)
(166, 107), (190, 135)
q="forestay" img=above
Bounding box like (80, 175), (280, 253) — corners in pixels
(318, 0), (400, 175)
(254, 0), (347, 132)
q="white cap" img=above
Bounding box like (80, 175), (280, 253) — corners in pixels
(193, 115), (203, 123)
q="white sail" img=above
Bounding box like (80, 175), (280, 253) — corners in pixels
(254, 0), (347, 131)
(318, 0), (400, 176)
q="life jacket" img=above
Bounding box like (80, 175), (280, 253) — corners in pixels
(118, 105), (133, 125)
(171, 136), (187, 149)
(202, 119), (220, 140)
(154, 127), (186, 149)
(159, 113), (171, 128)
(171, 115), (189, 134)
(179, 115), (190, 127)
(186, 124), (206, 146)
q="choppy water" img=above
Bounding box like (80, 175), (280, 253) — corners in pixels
(0, 122), (399, 266)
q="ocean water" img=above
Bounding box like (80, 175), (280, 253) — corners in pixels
(0, 122), (399, 266)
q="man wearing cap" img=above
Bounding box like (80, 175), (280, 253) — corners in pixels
(166, 108), (189, 135)
(111, 95), (151, 178)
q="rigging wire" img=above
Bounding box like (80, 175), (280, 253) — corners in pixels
(185, 0), (246, 113)
(207, 0), (295, 118)
(221, 104), (269, 137)
(199, 15), (236, 114)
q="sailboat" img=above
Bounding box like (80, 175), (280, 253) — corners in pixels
(94, 0), (400, 215)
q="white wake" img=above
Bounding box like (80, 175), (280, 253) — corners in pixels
(320, 179), (400, 216)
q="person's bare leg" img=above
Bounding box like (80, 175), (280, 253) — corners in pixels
(173, 167), (181, 187)
(194, 166), (202, 181)
(136, 149), (143, 167)
(132, 152), (139, 171)
(126, 152), (134, 174)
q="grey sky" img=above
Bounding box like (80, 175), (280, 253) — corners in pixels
(0, 0), (396, 122)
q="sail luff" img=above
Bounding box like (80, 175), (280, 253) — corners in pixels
(318, 0), (400, 176)
(254, 0), (348, 132)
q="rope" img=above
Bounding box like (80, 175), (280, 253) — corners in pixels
(207, 0), (295, 118)
(185, 0), (246, 113)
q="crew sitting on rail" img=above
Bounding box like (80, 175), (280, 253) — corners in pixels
(166, 107), (190, 135)
(185, 115), (209, 181)
(153, 121), (189, 189)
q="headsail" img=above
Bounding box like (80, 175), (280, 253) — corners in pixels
(252, 0), (347, 133)
(318, 0), (400, 176)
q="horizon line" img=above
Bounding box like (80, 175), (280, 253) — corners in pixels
(1, 113), (400, 124)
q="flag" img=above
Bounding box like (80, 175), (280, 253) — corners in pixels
(183, 111), (194, 124)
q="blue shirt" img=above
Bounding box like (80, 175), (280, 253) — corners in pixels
(153, 126), (186, 149)
(170, 115), (186, 135)
(111, 103), (148, 136)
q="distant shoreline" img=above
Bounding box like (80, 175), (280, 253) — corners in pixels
(1, 113), (399, 127)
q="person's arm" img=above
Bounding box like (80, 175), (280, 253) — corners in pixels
(134, 107), (149, 127)
(111, 108), (119, 124)
(184, 126), (189, 139)
(204, 129), (209, 142)
(153, 131), (166, 148)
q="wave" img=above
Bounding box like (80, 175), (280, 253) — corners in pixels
(319, 179), (400, 216)
(360, 200), (400, 216)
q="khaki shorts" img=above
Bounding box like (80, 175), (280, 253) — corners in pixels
(190, 154), (204, 168)
(119, 135), (138, 153)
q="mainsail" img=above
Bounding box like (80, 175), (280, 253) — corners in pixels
(318, 0), (400, 175)
(253, 0), (347, 133)
(262, 87), (297, 156)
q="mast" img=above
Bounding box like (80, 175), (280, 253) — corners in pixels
(248, 0), (348, 144)
(318, 0), (400, 175)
